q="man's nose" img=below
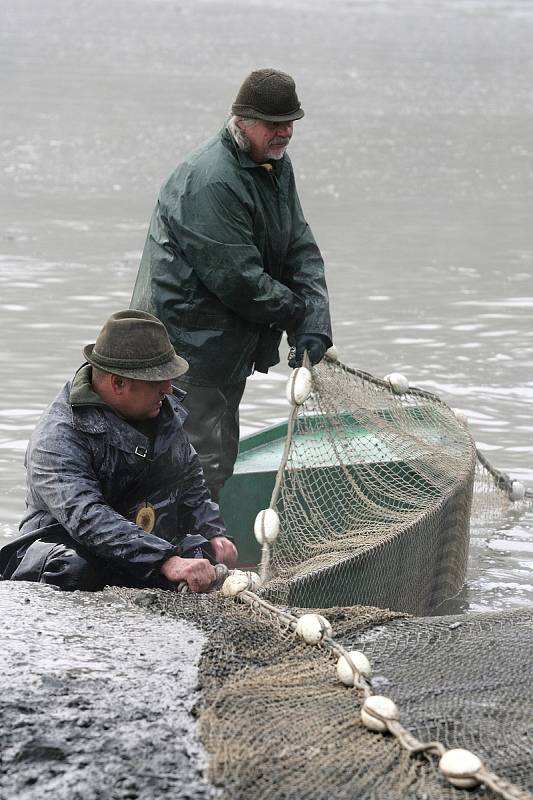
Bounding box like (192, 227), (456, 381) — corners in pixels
(276, 123), (293, 137)
(160, 380), (172, 395)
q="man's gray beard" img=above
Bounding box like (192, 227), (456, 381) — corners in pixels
(266, 146), (287, 160)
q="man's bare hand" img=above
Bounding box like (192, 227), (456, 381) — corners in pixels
(160, 555), (216, 593)
(210, 536), (238, 567)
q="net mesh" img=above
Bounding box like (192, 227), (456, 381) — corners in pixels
(113, 358), (532, 800)
(113, 591), (533, 800)
(263, 359), (478, 614)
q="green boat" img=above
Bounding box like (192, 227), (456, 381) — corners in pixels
(219, 421), (289, 567)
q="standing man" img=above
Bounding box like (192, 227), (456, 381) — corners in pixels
(0, 310), (237, 592)
(131, 68), (332, 500)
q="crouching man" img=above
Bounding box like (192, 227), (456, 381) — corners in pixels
(0, 310), (237, 592)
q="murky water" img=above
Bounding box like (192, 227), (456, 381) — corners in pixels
(1, 0), (532, 613)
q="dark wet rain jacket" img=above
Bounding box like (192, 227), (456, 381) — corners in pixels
(131, 127), (332, 386)
(3, 366), (226, 584)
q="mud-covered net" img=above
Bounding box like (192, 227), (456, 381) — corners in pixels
(262, 358), (480, 614)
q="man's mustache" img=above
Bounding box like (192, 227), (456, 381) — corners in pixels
(270, 136), (291, 145)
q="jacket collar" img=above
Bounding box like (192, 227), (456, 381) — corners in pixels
(68, 364), (186, 447)
(70, 363), (107, 408)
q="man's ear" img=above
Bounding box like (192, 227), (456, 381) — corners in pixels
(110, 374), (127, 395)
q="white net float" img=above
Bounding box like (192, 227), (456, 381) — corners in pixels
(361, 695), (400, 732)
(325, 345), (339, 362)
(439, 748), (483, 789)
(254, 508), (280, 545)
(336, 650), (372, 685)
(230, 569), (262, 591)
(221, 572), (250, 598)
(510, 480), (526, 502)
(315, 614), (333, 637)
(243, 571), (261, 591)
(383, 372), (410, 395)
(286, 366), (313, 405)
(295, 613), (332, 645)
(452, 408), (469, 427)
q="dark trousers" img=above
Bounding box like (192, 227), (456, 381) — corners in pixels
(1, 530), (218, 592)
(174, 379), (246, 502)
(1, 532), (174, 592)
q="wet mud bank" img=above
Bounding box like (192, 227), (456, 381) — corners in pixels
(0, 582), (219, 800)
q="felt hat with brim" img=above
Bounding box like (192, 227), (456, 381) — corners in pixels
(83, 310), (189, 381)
(231, 68), (305, 122)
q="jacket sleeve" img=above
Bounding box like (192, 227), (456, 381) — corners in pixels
(161, 182), (305, 329)
(284, 172), (333, 344)
(28, 425), (180, 582)
(177, 443), (227, 541)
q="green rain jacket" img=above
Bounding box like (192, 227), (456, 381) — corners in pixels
(131, 126), (332, 386)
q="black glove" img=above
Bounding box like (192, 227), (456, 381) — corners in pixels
(288, 334), (329, 368)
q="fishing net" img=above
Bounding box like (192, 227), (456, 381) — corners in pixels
(257, 358), (478, 613)
(111, 357), (532, 800)
(220, 356), (528, 617)
(113, 590), (533, 800)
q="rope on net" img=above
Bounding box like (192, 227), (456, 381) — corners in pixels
(258, 351), (312, 583)
(218, 579), (533, 800)
(336, 357), (532, 503)
(476, 446), (532, 501)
